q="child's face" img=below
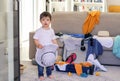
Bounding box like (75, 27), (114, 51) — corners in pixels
(40, 16), (51, 28)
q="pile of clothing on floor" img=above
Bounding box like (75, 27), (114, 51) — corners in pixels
(54, 48), (107, 77)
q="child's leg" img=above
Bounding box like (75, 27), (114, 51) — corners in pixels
(38, 64), (45, 80)
(46, 66), (54, 79)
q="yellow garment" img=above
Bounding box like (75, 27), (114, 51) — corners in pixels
(55, 61), (68, 65)
(80, 62), (92, 67)
(74, 64), (82, 76)
(82, 11), (100, 34)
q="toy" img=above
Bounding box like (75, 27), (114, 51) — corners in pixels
(95, 72), (100, 76)
(68, 72), (72, 76)
(80, 73), (88, 78)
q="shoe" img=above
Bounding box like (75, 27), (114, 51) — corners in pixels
(94, 60), (107, 72)
(65, 53), (76, 63)
(100, 65), (107, 72)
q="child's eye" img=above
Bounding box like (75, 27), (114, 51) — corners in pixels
(46, 19), (50, 21)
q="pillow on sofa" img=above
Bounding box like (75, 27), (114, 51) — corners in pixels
(109, 5), (120, 12)
(98, 31), (110, 37)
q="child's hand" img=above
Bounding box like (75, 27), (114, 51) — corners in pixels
(38, 44), (43, 49)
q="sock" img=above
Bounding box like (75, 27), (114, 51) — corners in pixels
(94, 60), (107, 72)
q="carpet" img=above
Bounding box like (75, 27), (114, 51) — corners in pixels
(20, 61), (120, 81)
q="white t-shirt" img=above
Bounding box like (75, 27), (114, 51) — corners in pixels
(33, 27), (56, 46)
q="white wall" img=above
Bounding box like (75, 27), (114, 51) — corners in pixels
(20, 0), (34, 42)
(36, 0), (46, 28)
(20, 0), (46, 61)
(20, 0), (46, 42)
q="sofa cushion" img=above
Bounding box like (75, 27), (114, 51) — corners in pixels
(52, 12), (88, 34)
(109, 5), (120, 12)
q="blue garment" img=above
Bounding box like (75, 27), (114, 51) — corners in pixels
(86, 38), (103, 60)
(113, 35), (120, 58)
(55, 64), (76, 73)
(67, 33), (85, 38)
(37, 64), (52, 77)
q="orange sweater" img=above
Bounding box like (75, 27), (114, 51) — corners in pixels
(82, 11), (100, 34)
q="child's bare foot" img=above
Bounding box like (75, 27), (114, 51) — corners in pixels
(39, 76), (45, 80)
(49, 75), (54, 79)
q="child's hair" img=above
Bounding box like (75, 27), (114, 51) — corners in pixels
(40, 11), (52, 21)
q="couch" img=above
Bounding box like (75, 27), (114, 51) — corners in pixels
(29, 12), (120, 65)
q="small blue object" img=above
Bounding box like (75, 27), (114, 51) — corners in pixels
(80, 73), (88, 78)
(68, 33), (85, 38)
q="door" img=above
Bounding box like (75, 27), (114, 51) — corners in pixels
(0, 42), (8, 81)
(0, 0), (20, 81)
(0, 0), (8, 80)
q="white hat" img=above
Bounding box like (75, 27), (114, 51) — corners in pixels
(36, 44), (58, 67)
(41, 52), (56, 67)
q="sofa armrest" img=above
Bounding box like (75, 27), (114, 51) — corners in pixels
(29, 32), (36, 59)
